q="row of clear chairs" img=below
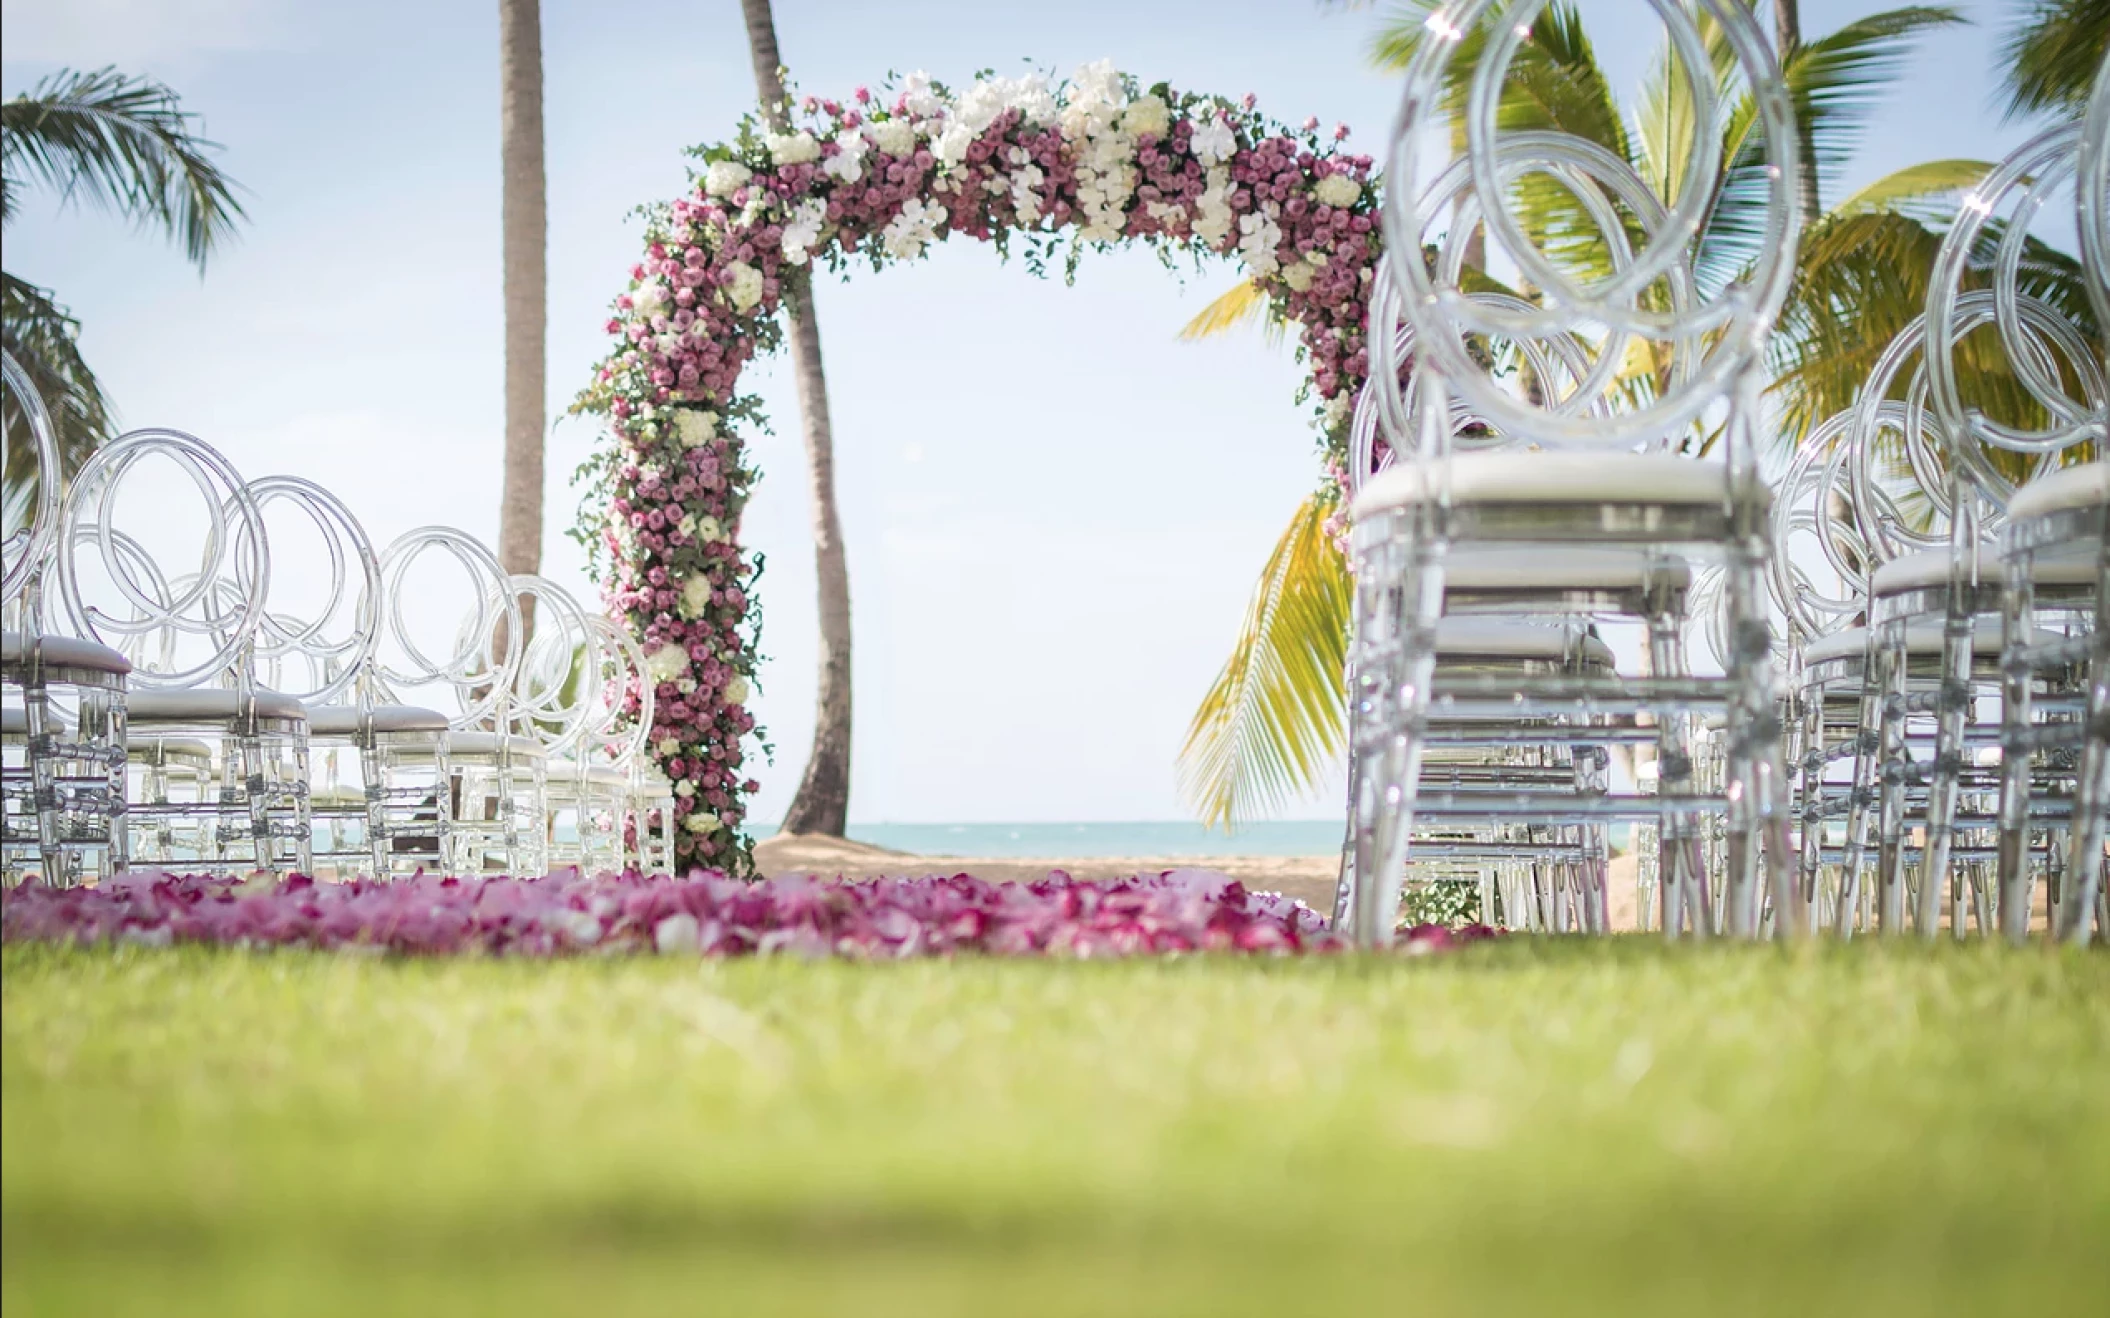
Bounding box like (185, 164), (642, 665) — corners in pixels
(1, 355), (679, 886)
(1340, 0), (2104, 945)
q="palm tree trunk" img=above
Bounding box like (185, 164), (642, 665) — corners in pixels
(498, 0), (546, 630)
(739, 0), (853, 836)
(1774, 0), (1822, 224)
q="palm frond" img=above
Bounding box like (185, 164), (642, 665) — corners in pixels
(1178, 494), (1351, 830)
(1, 66), (246, 266)
(1, 271), (114, 512)
(1829, 158), (1994, 220)
(1698, 7), (1964, 292)
(1997, 0), (2110, 121)
(1179, 280), (1282, 345)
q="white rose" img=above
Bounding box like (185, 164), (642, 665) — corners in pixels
(673, 410), (717, 448)
(766, 131), (820, 166)
(1120, 94), (1170, 139)
(675, 779), (697, 797)
(656, 737), (682, 756)
(630, 281), (667, 321)
(724, 676), (750, 706)
(695, 515), (725, 543)
(679, 574), (713, 619)
(677, 512), (697, 539)
(1314, 173), (1362, 209)
(644, 643), (689, 685)
(683, 811), (722, 836)
(724, 261), (764, 312)
(704, 160), (753, 197)
(870, 118), (916, 157)
(1282, 259), (1315, 292)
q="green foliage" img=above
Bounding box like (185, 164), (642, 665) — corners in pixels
(1997, 0), (2110, 121)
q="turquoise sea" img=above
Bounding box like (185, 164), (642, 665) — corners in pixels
(752, 820), (1346, 858)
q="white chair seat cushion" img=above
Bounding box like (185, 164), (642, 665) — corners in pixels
(304, 703), (451, 737)
(1434, 620), (1615, 668)
(434, 730), (546, 760)
(128, 688), (308, 723)
(1, 631), (132, 675)
(1352, 453), (1746, 519)
(1802, 620), (2064, 667)
(1871, 546), (2097, 596)
(130, 735), (218, 762)
(548, 760), (630, 790)
(2007, 462), (2109, 522)
(1443, 548), (1691, 591)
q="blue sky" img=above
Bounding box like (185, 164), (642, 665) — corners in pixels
(1, 0), (2055, 825)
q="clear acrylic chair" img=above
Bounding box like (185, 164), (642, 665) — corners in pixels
(54, 428), (309, 876)
(2, 350), (131, 886)
(1348, 0), (1804, 943)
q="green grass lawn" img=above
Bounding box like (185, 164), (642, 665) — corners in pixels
(4, 940), (2107, 1317)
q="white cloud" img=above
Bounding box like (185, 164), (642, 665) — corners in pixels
(0, 0), (296, 67)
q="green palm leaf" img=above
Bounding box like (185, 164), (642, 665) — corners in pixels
(1, 66), (246, 266)
(1997, 0), (2110, 121)
(1178, 494), (1351, 830)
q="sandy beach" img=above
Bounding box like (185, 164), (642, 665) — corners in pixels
(755, 834), (1645, 929)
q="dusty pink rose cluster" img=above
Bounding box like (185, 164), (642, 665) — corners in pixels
(578, 66), (1385, 874)
(3, 871), (1494, 959)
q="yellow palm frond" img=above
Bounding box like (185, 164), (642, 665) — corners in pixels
(1179, 280), (1275, 342)
(1178, 494), (1352, 830)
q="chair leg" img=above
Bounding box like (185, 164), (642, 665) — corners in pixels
(1647, 614), (1700, 938)
(1874, 630), (1912, 935)
(25, 679), (64, 886)
(1349, 536), (1442, 948)
(1916, 611), (1973, 939)
(1995, 557), (2037, 941)
(2056, 571), (2110, 945)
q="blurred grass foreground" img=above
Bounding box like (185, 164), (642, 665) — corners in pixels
(5, 941), (2107, 1316)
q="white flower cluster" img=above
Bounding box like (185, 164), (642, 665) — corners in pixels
(881, 196), (948, 259)
(766, 130), (820, 167)
(900, 70), (945, 118)
(1236, 210), (1283, 277)
(869, 117), (918, 157)
(1061, 60), (1139, 242)
(724, 260), (764, 311)
(704, 160), (752, 198)
(1006, 145), (1047, 225)
(823, 128), (868, 183)
(934, 71), (1061, 168)
(644, 643), (689, 685)
(724, 676), (750, 706)
(1193, 166), (1236, 249)
(781, 197), (827, 265)
(679, 575), (713, 619)
(1190, 114), (1237, 165)
(1314, 173), (1362, 209)
(673, 409), (717, 448)
(630, 279), (668, 321)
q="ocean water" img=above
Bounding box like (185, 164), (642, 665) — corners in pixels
(752, 820), (1346, 858)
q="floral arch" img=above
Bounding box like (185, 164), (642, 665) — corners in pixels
(576, 63), (1383, 872)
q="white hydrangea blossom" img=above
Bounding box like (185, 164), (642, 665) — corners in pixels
(673, 409), (717, 448)
(724, 261), (764, 311)
(644, 643), (689, 685)
(823, 128), (868, 182)
(724, 676), (751, 706)
(630, 280), (668, 321)
(869, 117), (917, 157)
(1193, 166), (1236, 248)
(656, 737), (682, 757)
(675, 779), (697, 797)
(780, 198), (827, 265)
(1282, 259), (1316, 292)
(881, 197), (948, 259)
(765, 130), (820, 166)
(1314, 173), (1362, 208)
(932, 119), (976, 168)
(1119, 93), (1170, 139)
(676, 512), (697, 539)
(679, 575), (713, 619)
(1237, 210), (1284, 277)
(1190, 114), (1237, 165)
(694, 515), (726, 543)
(703, 160), (752, 197)
(682, 811), (722, 836)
